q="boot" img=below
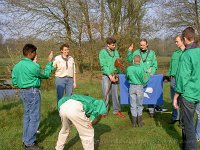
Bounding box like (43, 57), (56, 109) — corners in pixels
(137, 116), (143, 127)
(131, 116), (137, 128)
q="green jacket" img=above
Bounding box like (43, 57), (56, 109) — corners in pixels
(58, 94), (106, 121)
(12, 58), (53, 88)
(127, 49), (158, 74)
(168, 49), (183, 77)
(176, 48), (200, 103)
(126, 64), (150, 85)
(99, 48), (120, 75)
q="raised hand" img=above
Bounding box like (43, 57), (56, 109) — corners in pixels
(128, 43), (134, 51)
(33, 55), (37, 63)
(48, 51), (53, 62)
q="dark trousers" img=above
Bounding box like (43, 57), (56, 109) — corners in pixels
(180, 96), (197, 150)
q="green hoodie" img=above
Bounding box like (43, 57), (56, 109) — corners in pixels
(58, 94), (106, 121)
(168, 49), (183, 77)
(126, 64), (150, 85)
(99, 48), (120, 75)
(127, 49), (158, 74)
(12, 58), (53, 88)
(176, 47), (200, 103)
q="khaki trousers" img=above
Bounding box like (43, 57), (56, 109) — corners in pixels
(55, 99), (94, 150)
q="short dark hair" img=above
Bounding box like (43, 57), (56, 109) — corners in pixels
(140, 38), (148, 44)
(182, 27), (195, 41)
(106, 37), (116, 45)
(23, 44), (37, 56)
(60, 43), (69, 51)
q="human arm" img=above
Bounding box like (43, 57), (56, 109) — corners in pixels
(99, 50), (117, 82)
(175, 53), (191, 94)
(126, 44), (134, 63)
(150, 51), (158, 74)
(173, 93), (180, 109)
(35, 51), (54, 79)
(11, 67), (18, 87)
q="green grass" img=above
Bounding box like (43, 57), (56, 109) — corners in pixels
(1, 74), (199, 150)
(0, 58), (199, 150)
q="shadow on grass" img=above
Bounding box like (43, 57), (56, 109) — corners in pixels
(153, 100), (182, 149)
(94, 123), (112, 150)
(0, 100), (21, 111)
(63, 123), (111, 150)
(37, 109), (60, 143)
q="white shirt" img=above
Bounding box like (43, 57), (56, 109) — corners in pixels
(53, 55), (76, 77)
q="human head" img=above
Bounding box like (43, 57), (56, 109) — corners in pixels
(106, 37), (116, 50)
(175, 35), (185, 49)
(134, 55), (141, 64)
(60, 43), (70, 57)
(23, 44), (37, 60)
(140, 38), (148, 51)
(182, 27), (195, 45)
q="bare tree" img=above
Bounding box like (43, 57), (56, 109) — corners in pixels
(163, 0), (200, 36)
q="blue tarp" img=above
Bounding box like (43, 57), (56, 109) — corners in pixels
(119, 74), (164, 105)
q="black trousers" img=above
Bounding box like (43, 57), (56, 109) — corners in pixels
(179, 96), (197, 150)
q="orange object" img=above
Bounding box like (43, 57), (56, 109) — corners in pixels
(115, 111), (125, 118)
(114, 58), (123, 68)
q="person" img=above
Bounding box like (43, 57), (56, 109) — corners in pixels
(55, 94), (106, 150)
(173, 27), (200, 150)
(168, 35), (185, 124)
(12, 44), (54, 150)
(127, 39), (158, 117)
(53, 43), (76, 101)
(98, 37), (125, 118)
(126, 55), (149, 127)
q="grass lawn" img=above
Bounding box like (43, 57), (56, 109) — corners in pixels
(0, 62), (200, 149)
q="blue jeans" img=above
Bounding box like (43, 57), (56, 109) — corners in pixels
(170, 77), (180, 121)
(179, 96), (197, 150)
(55, 77), (73, 101)
(129, 85), (144, 117)
(20, 88), (40, 146)
(102, 75), (120, 114)
(195, 102), (200, 140)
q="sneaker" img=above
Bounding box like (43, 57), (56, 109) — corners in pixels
(154, 106), (162, 112)
(24, 144), (43, 150)
(154, 106), (168, 112)
(114, 112), (125, 118)
(168, 120), (179, 124)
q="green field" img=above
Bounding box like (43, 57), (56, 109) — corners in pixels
(0, 72), (200, 150)
(0, 57), (199, 150)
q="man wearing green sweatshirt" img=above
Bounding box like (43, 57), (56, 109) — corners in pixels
(12, 44), (54, 150)
(127, 39), (158, 117)
(55, 94), (106, 150)
(173, 27), (200, 150)
(126, 55), (149, 127)
(99, 37), (125, 118)
(168, 35), (185, 124)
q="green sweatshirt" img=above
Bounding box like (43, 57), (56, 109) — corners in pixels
(58, 94), (106, 121)
(99, 48), (120, 75)
(126, 64), (150, 84)
(12, 58), (53, 88)
(127, 49), (158, 74)
(168, 49), (183, 77)
(176, 48), (200, 103)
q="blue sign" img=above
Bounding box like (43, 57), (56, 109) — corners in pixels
(119, 74), (164, 105)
